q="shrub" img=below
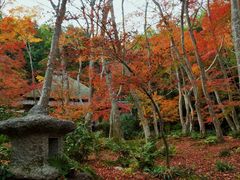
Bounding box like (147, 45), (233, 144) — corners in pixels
(0, 135), (8, 145)
(0, 146), (10, 161)
(48, 154), (100, 179)
(191, 131), (202, 140)
(204, 136), (218, 145)
(136, 141), (160, 170)
(215, 160), (234, 172)
(169, 130), (182, 139)
(120, 114), (141, 140)
(48, 154), (77, 177)
(0, 165), (14, 180)
(0, 108), (14, 121)
(103, 139), (125, 153)
(65, 123), (100, 162)
(218, 149), (231, 157)
(147, 166), (199, 180)
(103, 139), (161, 172)
(159, 145), (176, 157)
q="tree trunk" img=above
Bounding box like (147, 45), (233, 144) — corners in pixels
(131, 90), (151, 142)
(61, 58), (69, 105)
(77, 60), (83, 104)
(184, 0), (224, 141)
(26, 42), (37, 103)
(231, 0), (240, 88)
(105, 64), (123, 139)
(29, 0), (67, 114)
(85, 2), (96, 123)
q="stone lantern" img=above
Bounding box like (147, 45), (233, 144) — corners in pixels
(0, 114), (75, 179)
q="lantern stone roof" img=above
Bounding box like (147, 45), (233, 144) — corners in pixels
(0, 114), (76, 136)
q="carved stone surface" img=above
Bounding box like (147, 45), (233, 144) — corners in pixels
(0, 114), (76, 179)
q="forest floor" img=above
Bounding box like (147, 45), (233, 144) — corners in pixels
(88, 136), (240, 180)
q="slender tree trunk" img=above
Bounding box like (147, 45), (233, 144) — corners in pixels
(179, 2), (206, 136)
(206, 3), (240, 133)
(131, 90), (151, 142)
(231, 0), (240, 88)
(85, 2), (95, 123)
(26, 42), (37, 103)
(77, 60), (83, 104)
(61, 58), (69, 105)
(184, 0), (224, 141)
(105, 64), (123, 139)
(153, 108), (159, 137)
(153, 0), (205, 136)
(29, 0), (67, 114)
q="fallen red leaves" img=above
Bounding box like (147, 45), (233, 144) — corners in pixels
(88, 137), (240, 179)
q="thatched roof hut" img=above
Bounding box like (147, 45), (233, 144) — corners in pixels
(22, 75), (90, 108)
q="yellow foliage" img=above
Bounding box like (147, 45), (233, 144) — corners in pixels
(139, 91), (179, 122)
(36, 75), (44, 82)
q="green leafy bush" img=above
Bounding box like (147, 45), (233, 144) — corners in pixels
(218, 149), (231, 157)
(0, 108), (13, 121)
(0, 135), (8, 145)
(120, 114), (141, 140)
(0, 165), (14, 180)
(135, 141), (160, 170)
(103, 139), (161, 171)
(48, 154), (77, 177)
(65, 123), (100, 162)
(191, 131), (202, 140)
(0, 146), (10, 161)
(147, 166), (200, 180)
(215, 160), (234, 172)
(48, 154), (99, 179)
(169, 130), (182, 139)
(204, 136), (218, 145)
(159, 145), (176, 157)
(0, 135), (10, 161)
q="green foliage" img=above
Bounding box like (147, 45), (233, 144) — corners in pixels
(0, 135), (8, 145)
(0, 146), (10, 161)
(230, 132), (240, 139)
(103, 139), (126, 153)
(169, 130), (182, 139)
(120, 114), (141, 140)
(191, 131), (202, 140)
(218, 149), (231, 157)
(79, 166), (100, 180)
(204, 136), (218, 145)
(135, 141), (160, 170)
(159, 145), (176, 157)
(147, 166), (201, 180)
(48, 154), (99, 179)
(0, 107), (14, 121)
(48, 154), (78, 177)
(65, 123), (100, 162)
(215, 160), (234, 172)
(24, 24), (53, 74)
(103, 139), (161, 171)
(97, 121), (109, 138)
(0, 165), (14, 180)
(0, 134), (10, 161)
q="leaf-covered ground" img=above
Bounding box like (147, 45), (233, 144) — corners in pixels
(169, 137), (240, 179)
(88, 137), (240, 180)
